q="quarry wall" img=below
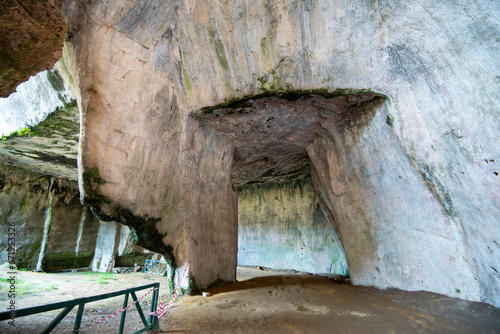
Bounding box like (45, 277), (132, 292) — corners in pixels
(0, 0), (497, 306)
(0, 166), (148, 272)
(59, 0), (499, 304)
(237, 178), (349, 276)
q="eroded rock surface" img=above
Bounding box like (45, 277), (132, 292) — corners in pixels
(0, 104), (79, 181)
(193, 92), (385, 185)
(0, 61), (76, 137)
(46, 0), (500, 305)
(0, 0), (66, 97)
(237, 177), (349, 275)
(0, 166), (99, 270)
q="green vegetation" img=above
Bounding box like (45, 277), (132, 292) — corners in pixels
(2, 126), (35, 140)
(0, 274), (56, 296)
(257, 68), (291, 92)
(1, 103), (79, 142)
(82, 272), (117, 284)
(97, 273), (116, 284)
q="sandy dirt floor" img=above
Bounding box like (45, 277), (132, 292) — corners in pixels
(1, 266), (499, 333)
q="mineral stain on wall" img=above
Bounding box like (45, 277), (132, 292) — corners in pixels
(237, 177), (349, 276)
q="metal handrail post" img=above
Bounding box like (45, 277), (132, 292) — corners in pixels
(130, 291), (148, 326)
(148, 285), (160, 330)
(118, 293), (129, 334)
(41, 306), (74, 334)
(73, 303), (85, 334)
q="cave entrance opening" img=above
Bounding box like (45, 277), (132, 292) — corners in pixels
(191, 91), (386, 278)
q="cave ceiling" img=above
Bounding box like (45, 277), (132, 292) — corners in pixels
(192, 92), (386, 186)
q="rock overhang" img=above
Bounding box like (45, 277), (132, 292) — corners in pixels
(191, 90), (387, 186)
(0, 104), (80, 181)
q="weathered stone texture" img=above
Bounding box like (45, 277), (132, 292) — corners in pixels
(0, 0), (66, 97)
(193, 92), (385, 185)
(0, 166), (100, 271)
(0, 104), (79, 181)
(62, 0), (499, 304)
(43, 179), (98, 271)
(238, 178), (349, 275)
(0, 63), (75, 137)
(0, 166), (49, 268)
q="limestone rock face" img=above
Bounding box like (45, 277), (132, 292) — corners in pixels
(0, 167), (49, 268)
(193, 92), (385, 185)
(0, 104), (79, 181)
(0, 166), (100, 271)
(0, 0), (66, 97)
(0, 65), (75, 137)
(62, 0), (499, 304)
(238, 178), (349, 275)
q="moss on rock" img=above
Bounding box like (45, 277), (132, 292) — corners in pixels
(82, 167), (110, 206)
(89, 204), (177, 271)
(195, 88), (377, 114)
(42, 251), (95, 272)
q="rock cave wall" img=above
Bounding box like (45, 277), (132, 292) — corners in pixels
(237, 178), (349, 275)
(0, 63), (75, 137)
(0, 166), (151, 272)
(0, 0), (66, 97)
(56, 0), (500, 304)
(92, 220), (153, 272)
(0, 166), (99, 270)
(0, 166), (49, 269)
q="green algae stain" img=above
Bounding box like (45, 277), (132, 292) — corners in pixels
(260, 34), (274, 65)
(82, 166), (110, 205)
(207, 26), (229, 71)
(182, 67), (192, 90)
(207, 26), (217, 40)
(182, 51), (189, 63)
(214, 39), (229, 70)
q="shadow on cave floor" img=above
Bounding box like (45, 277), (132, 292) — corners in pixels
(161, 267), (500, 334)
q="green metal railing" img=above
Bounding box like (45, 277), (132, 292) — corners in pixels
(0, 282), (160, 334)
(143, 260), (169, 276)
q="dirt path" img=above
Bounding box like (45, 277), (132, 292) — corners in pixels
(0, 267), (167, 334)
(164, 267), (500, 334)
(1, 267), (499, 333)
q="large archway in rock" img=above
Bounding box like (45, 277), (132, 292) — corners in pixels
(190, 91), (386, 277)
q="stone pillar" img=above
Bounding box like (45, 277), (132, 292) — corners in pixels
(307, 101), (481, 301)
(177, 117), (238, 289)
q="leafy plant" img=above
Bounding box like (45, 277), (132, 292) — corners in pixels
(2, 126), (35, 140)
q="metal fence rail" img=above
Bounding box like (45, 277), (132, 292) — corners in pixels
(142, 260), (169, 276)
(0, 282), (160, 334)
